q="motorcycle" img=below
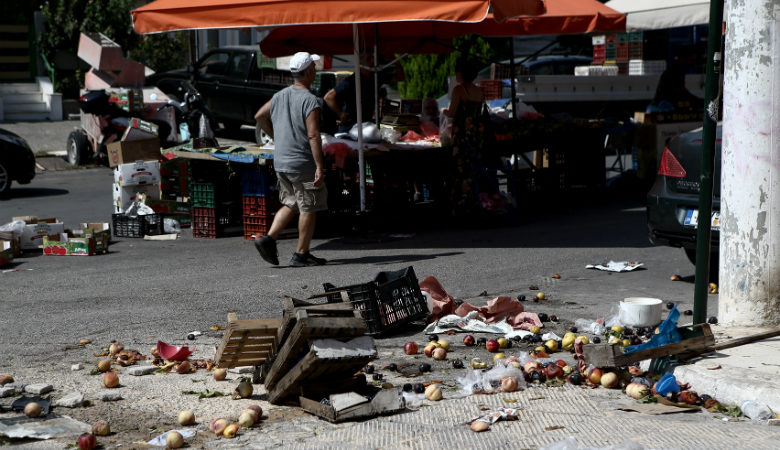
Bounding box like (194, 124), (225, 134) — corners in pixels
(66, 83), (217, 166)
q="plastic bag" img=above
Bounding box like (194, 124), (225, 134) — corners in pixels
(439, 114), (452, 146)
(456, 359), (527, 396)
(575, 318), (606, 335)
(0, 220), (26, 238)
(163, 218), (181, 234)
(380, 127), (401, 143)
(349, 122), (382, 143)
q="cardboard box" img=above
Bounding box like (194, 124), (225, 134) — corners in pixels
(114, 160), (161, 187)
(107, 138), (161, 168)
(42, 223), (110, 256)
(113, 182), (161, 214)
(16, 218), (66, 250)
(121, 118), (159, 141)
(0, 240), (13, 267)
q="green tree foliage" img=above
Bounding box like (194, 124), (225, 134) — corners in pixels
(398, 35), (503, 100)
(37, 0), (188, 97)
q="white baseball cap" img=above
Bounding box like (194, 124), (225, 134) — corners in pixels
(289, 52), (320, 73)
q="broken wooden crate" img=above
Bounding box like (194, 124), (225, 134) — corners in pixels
(300, 387), (405, 423)
(264, 297), (373, 404)
(214, 313), (281, 369)
(583, 323), (715, 367)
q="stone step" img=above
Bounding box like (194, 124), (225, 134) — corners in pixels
(2, 92), (43, 104)
(0, 82), (40, 94)
(3, 110), (51, 121)
(4, 102), (49, 113)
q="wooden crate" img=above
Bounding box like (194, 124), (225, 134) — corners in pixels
(583, 324), (715, 367)
(300, 387), (405, 423)
(267, 335), (377, 404)
(214, 313), (281, 369)
(264, 301), (367, 391)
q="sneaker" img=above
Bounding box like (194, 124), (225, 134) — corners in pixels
(290, 252), (327, 267)
(254, 236), (279, 265)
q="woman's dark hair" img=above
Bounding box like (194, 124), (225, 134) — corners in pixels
(455, 59), (478, 83)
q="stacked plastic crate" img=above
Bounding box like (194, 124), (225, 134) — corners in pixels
(241, 166), (278, 240)
(592, 35), (605, 65)
(152, 158), (193, 228)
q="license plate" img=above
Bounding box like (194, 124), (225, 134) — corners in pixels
(684, 209), (720, 230)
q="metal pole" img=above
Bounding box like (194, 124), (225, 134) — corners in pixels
(353, 24), (366, 212)
(508, 38), (517, 118)
(693, 0), (724, 326)
(374, 23), (380, 127)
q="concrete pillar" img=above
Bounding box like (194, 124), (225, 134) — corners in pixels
(720, 0), (780, 325)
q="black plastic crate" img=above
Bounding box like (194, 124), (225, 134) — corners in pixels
(323, 266), (429, 336)
(112, 213), (163, 238)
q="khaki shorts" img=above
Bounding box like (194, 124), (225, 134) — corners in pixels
(277, 172), (328, 213)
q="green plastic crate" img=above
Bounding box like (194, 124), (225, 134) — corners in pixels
(192, 183), (216, 208)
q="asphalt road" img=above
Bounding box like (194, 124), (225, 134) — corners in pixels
(0, 156), (715, 368)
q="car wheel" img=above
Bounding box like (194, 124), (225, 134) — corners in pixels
(255, 124), (272, 146)
(0, 159), (11, 198)
(684, 248), (719, 282)
(67, 130), (90, 166)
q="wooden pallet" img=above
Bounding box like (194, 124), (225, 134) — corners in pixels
(214, 313), (281, 369)
(267, 335), (376, 404)
(583, 323), (715, 367)
(277, 296), (355, 348)
(264, 304), (367, 391)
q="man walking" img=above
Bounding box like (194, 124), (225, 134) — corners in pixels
(254, 52), (328, 267)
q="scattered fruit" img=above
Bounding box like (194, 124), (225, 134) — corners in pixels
(463, 335), (476, 346)
(178, 410), (195, 426)
(470, 420), (490, 432)
(497, 337), (508, 349)
(212, 418), (229, 435)
(242, 408), (259, 424)
(529, 285), (539, 290)
(238, 411), (255, 428)
(470, 359), (487, 370)
(537, 313), (549, 322)
(476, 337), (487, 346)
(549, 315), (558, 322)
(529, 325), (541, 334)
(589, 368), (603, 384)
(485, 339), (500, 353)
(97, 359), (111, 373)
(223, 423), (239, 438)
(568, 372), (583, 385)
(413, 383), (425, 393)
(670, 274), (681, 281)
(600, 372), (619, 388)
(611, 325), (624, 334)
(166, 431), (184, 448)
(404, 342), (419, 355)
(213, 368), (227, 381)
(493, 352), (507, 363)
(524, 361), (541, 373)
(419, 363), (432, 373)
(553, 273), (561, 279)
(425, 384), (442, 401)
(432, 347), (447, 360)
(536, 292), (545, 301)
(544, 364), (563, 379)
(708, 316), (718, 324)
(364, 365), (375, 374)
(24, 402), (42, 418)
(709, 282), (718, 294)
(576, 336), (589, 345)
(403, 383), (413, 392)
(622, 339), (631, 347)
(501, 376), (519, 392)
(187, 334), (195, 340)
(102, 372), (119, 388)
(437, 340), (450, 351)
(387, 363), (398, 371)
(562, 333), (576, 351)
(666, 302), (674, 310)
(92, 421), (110, 436)
(683, 310), (693, 316)
(247, 404), (262, 420)
(372, 373), (383, 381)
(516, 295), (526, 301)
(234, 381), (253, 399)
(608, 336), (621, 345)
(544, 339), (559, 352)
(0, 374), (13, 386)
(423, 343), (436, 357)
(428, 334), (438, 341)
(77, 433), (97, 450)
(626, 382), (649, 399)
(176, 361), (191, 374)
(452, 359), (464, 369)
(679, 390), (699, 405)
(592, 336), (601, 344)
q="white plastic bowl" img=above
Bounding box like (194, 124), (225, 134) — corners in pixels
(619, 297), (663, 327)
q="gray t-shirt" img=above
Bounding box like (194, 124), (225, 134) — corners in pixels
(270, 86), (320, 173)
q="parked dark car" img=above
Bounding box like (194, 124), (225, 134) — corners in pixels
(145, 46), (293, 144)
(0, 128), (36, 197)
(646, 124), (722, 278)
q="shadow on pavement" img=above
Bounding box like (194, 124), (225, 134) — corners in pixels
(326, 251), (463, 266)
(1, 187), (69, 199)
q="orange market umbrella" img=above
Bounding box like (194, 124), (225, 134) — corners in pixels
(131, 0), (549, 212)
(131, 0), (545, 34)
(261, 0), (625, 57)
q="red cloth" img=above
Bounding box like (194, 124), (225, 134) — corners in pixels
(419, 276), (542, 330)
(323, 142), (352, 168)
(419, 276), (457, 321)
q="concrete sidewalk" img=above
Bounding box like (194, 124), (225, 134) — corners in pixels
(674, 325), (780, 416)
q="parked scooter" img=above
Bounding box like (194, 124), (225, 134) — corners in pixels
(158, 80), (219, 149)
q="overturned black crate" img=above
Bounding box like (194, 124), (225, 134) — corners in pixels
(111, 213), (164, 238)
(322, 266), (429, 336)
